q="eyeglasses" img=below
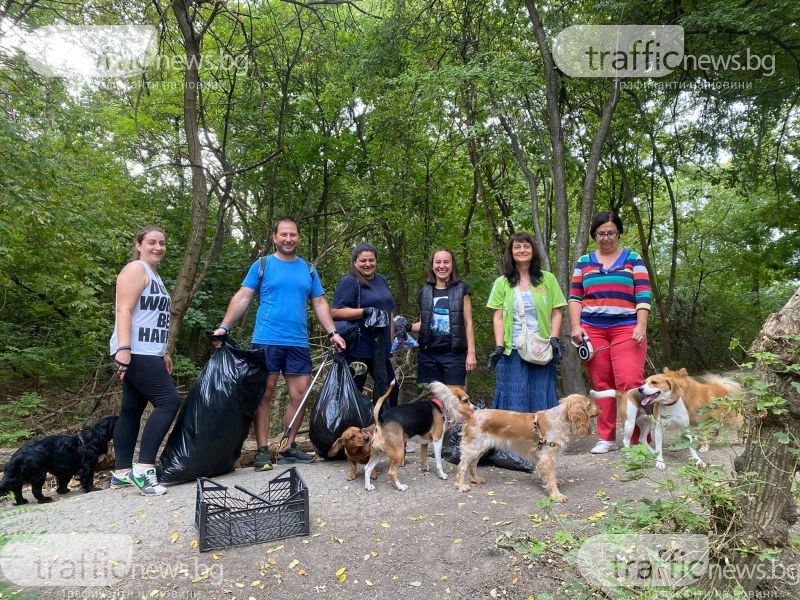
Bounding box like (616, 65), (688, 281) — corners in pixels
(595, 231), (619, 239)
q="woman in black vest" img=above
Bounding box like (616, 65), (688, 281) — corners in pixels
(411, 249), (476, 390)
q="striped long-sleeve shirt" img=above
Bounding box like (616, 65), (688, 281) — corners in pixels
(569, 250), (651, 328)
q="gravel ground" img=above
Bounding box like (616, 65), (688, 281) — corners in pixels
(0, 435), (744, 600)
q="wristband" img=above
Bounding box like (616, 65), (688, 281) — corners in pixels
(116, 345), (131, 352)
(217, 324), (229, 333)
(327, 330), (338, 338)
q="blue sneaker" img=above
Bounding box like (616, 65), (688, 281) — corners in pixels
(110, 471), (132, 489)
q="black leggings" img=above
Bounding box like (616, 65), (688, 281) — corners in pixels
(347, 356), (400, 410)
(114, 354), (181, 469)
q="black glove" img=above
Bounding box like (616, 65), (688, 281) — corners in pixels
(549, 336), (561, 359)
(393, 315), (411, 341)
(487, 345), (505, 371)
(364, 308), (390, 328)
(205, 329), (228, 343)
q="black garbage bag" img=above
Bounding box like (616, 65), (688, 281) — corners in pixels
(489, 449), (534, 472)
(157, 338), (268, 483)
(442, 401), (493, 465)
(309, 352), (373, 459)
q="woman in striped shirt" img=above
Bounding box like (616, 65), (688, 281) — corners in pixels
(568, 212), (651, 454)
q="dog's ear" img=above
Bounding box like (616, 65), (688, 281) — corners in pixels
(328, 438), (344, 457)
(567, 397), (592, 436)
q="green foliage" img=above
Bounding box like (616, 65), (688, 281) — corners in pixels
(0, 392), (46, 446)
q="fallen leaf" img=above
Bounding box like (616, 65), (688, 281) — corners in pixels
(409, 581), (422, 587)
(338, 573), (347, 583)
(288, 560), (299, 570)
(150, 591), (159, 597)
(363, 554), (370, 561)
(512, 576), (519, 584)
(365, 580), (373, 586)
(212, 553), (222, 560)
(190, 540), (198, 549)
(487, 491), (495, 496)
(381, 521), (390, 528)
(336, 567), (347, 577)
(330, 536), (344, 544)
(370, 552), (378, 557)
(235, 583), (245, 588)
(409, 515), (426, 521)
(267, 545), (285, 553)
(453, 539), (462, 544)
(251, 580), (261, 586)
(190, 577), (202, 583)
(441, 575), (448, 581)
(297, 569), (308, 576)
(170, 533), (179, 543)
(587, 511), (607, 522)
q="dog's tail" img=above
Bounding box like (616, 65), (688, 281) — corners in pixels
(372, 379), (396, 431)
(699, 374), (743, 396)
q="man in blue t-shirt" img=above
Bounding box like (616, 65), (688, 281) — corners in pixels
(214, 216), (345, 470)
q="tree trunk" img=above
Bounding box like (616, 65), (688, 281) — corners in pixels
(168, 1), (211, 356)
(699, 286), (800, 595)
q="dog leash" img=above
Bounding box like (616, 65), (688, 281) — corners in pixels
(77, 369), (119, 433)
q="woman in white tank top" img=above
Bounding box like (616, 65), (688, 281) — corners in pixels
(109, 227), (180, 497)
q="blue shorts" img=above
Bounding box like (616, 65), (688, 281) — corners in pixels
(251, 344), (312, 376)
(417, 349), (467, 386)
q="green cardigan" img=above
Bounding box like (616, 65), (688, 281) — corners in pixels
(486, 271), (567, 355)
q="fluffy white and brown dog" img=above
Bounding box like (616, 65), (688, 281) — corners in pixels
(364, 381), (472, 492)
(635, 368), (743, 469)
(455, 395), (600, 502)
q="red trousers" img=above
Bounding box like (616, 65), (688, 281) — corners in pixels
(583, 323), (647, 444)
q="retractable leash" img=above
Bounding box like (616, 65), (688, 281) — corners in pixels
(277, 351), (334, 453)
(77, 368), (120, 432)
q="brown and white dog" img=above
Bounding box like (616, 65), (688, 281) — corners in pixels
(589, 387), (654, 451)
(364, 381), (472, 492)
(455, 395), (600, 502)
(328, 425), (377, 481)
(637, 368), (743, 469)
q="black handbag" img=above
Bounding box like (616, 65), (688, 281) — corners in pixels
(333, 277), (361, 346)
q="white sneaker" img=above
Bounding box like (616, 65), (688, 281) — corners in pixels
(129, 465), (167, 496)
(590, 440), (619, 454)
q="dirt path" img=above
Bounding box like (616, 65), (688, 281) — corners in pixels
(0, 438), (743, 600)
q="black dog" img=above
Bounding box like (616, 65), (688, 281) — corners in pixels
(0, 416), (117, 505)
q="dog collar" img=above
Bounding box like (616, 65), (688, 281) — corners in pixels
(430, 397), (454, 427)
(662, 398), (680, 407)
(532, 414), (558, 450)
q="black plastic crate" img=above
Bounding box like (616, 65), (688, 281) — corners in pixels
(195, 467), (309, 552)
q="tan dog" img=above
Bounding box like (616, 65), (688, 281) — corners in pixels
(364, 381), (472, 492)
(328, 425), (377, 481)
(455, 395), (600, 502)
(638, 368), (743, 469)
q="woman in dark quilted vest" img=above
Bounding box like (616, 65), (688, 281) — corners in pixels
(411, 249), (476, 391)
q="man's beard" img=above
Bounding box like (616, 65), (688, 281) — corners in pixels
(277, 244), (297, 257)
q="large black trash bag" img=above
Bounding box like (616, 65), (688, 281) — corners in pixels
(488, 448), (534, 472)
(157, 338), (268, 483)
(309, 352), (373, 460)
(442, 401), (493, 466)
